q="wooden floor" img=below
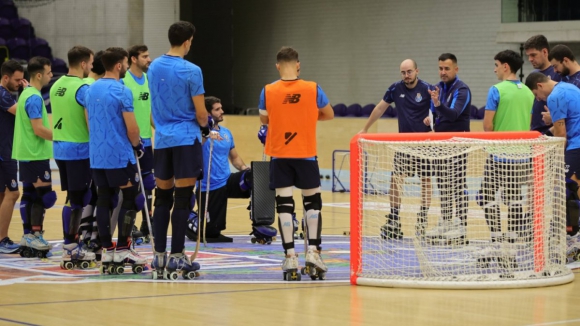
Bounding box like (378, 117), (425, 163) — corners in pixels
(1, 188), (580, 326)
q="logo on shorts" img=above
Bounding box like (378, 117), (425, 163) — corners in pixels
(415, 93), (422, 102)
(10, 179), (16, 188)
(135, 173), (140, 183)
(44, 171), (50, 180)
(282, 94), (301, 104)
(565, 164), (570, 174)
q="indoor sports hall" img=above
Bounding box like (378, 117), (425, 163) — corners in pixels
(1, 1), (580, 325)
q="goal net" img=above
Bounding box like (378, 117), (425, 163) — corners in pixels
(350, 132), (574, 289)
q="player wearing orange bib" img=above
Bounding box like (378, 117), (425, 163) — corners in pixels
(257, 46), (334, 281)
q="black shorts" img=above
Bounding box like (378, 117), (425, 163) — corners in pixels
(92, 162), (139, 188)
(269, 159), (321, 190)
(19, 160), (51, 184)
(139, 146), (154, 174)
(393, 152), (432, 177)
(55, 158), (91, 192)
(0, 159), (18, 192)
(154, 142), (202, 180)
(565, 148), (580, 180)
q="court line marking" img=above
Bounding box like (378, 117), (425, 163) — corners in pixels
(523, 319), (580, 326)
(0, 317), (39, 326)
(0, 283), (350, 308)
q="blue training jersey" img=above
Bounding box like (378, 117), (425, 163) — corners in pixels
(85, 78), (136, 169)
(148, 54), (205, 149)
(201, 126), (235, 191)
(548, 82), (580, 151)
(0, 85), (17, 161)
(531, 66), (561, 133)
(383, 79), (432, 133)
(53, 84), (90, 160)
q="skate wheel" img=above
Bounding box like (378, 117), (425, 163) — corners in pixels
(132, 265), (144, 274)
(115, 265), (125, 274)
(80, 261), (90, 269)
(169, 272), (179, 281)
(300, 267), (306, 275)
(183, 271), (196, 280)
(299, 233), (304, 240)
(37, 251), (44, 258)
(310, 275), (317, 280)
(64, 261), (74, 270)
(318, 272), (326, 281)
(283, 272), (287, 280)
(250, 238), (257, 244)
(152, 271), (158, 279)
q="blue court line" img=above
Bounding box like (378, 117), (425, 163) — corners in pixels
(0, 283), (349, 308)
(0, 317), (40, 326)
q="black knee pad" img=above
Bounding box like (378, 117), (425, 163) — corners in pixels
(154, 188), (174, 210)
(303, 193), (322, 211)
(275, 196), (294, 214)
(68, 190), (86, 209)
(120, 185), (139, 210)
(174, 186), (194, 210)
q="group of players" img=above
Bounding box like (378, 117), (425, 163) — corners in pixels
(359, 35), (580, 261)
(0, 20), (333, 281)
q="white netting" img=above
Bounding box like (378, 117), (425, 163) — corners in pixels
(332, 150), (350, 192)
(353, 135), (574, 289)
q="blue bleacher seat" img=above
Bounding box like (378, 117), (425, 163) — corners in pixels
(11, 17), (33, 40)
(333, 103), (347, 117)
(0, 18), (12, 40)
(6, 37), (29, 60)
(0, 0), (18, 20)
(361, 104), (374, 117)
(385, 105), (397, 118)
(30, 37), (52, 59)
(346, 103), (362, 117)
(51, 58), (68, 74)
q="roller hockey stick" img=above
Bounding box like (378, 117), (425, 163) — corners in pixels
(190, 136), (214, 260)
(189, 180), (202, 262)
(135, 151), (154, 250)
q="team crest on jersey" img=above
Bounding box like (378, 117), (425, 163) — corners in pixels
(10, 179), (16, 188)
(135, 173), (140, 183)
(415, 93), (422, 102)
(44, 171), (50, 180)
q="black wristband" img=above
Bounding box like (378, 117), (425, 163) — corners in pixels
(200, 125), (210, 138)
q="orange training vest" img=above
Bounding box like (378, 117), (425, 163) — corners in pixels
(264, 79), (319, 158)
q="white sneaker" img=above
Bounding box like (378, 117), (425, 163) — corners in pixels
(21, 232), (50, 251)
(305, 249), (328, 272)
(442, 223), (466, 241)
(101, 246), (115, 264)
(62, 243), (96, 261)
(114, 248), (147, 265)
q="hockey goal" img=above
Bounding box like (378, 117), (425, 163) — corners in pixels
(350, 132), (574, 289)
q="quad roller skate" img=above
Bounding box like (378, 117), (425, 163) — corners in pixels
(441, 222), (468, 246)
(60, 242), (97, 270)
(112, 242), (147, 274)
(19, 232), (52, 258)
(151, 251), (168, 280)
(380, 215), (403, 240)
(250, 224), (277, 244)
(301, 249), (327, 281)
(132, 226), (145, 245)
(476, 242), (518, 277)
(282, 254), (301, 281)
(166, 249), (200, 280)
(99, 246), (115, 275)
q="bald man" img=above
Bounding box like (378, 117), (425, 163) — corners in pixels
(360, 59), (433, 240)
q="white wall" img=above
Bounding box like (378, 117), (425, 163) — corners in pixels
(232, 0), (578, 109)
(15, 0), (179, 63)
(143, 0), (179, 59)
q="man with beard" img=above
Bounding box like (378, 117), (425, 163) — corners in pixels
(0, 60), (27, 253)
(84, 47), (146, 273)
(523, 35), (562, 134)
(186, 96), (251, 243)
(360, 59), (433, 240)
(549, 44), (580, 88)
(50, 46), (96, 267)
(119, 45), (154, 244)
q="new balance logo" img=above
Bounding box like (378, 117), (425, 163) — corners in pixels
(54, 117), (63, 130)
(282, 94), (301, 104)
(55, 87), (67, 96)
(138, 92), (149, 100)
(284, 132), (297, 145)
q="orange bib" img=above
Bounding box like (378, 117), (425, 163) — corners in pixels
(264, 80), (319, 158)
